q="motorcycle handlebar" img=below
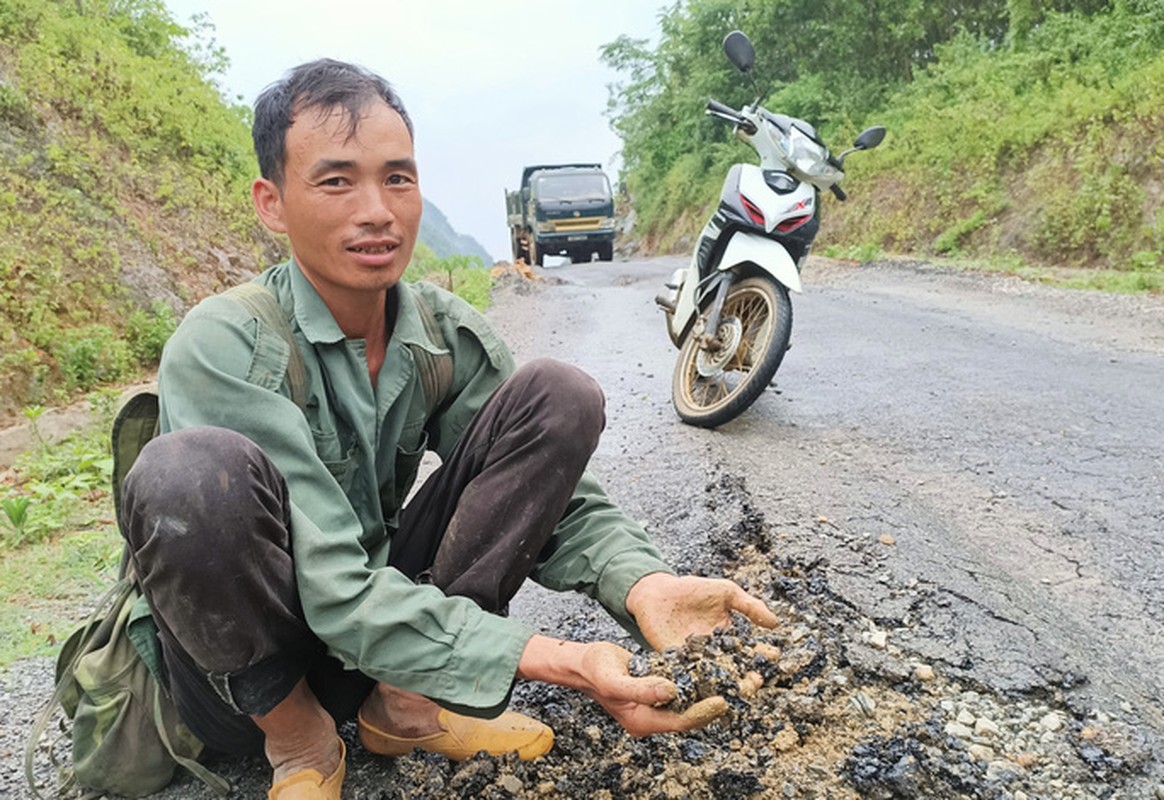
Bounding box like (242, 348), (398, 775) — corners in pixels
(830, 184), (847, 201)
(706, 99), (758, 135)
(706, 99), (738, 117)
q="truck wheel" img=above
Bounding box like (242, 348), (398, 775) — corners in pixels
(598, 242), (614, 261)
(570, 251), (588, 264)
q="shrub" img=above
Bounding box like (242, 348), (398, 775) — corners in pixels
(405, 251), (493, 311)
(54, 325), (132, 391)
(125, 301), (177, 365)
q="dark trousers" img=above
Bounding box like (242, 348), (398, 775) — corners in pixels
(120, 359), (605, 754)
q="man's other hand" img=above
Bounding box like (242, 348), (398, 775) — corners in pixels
(576, 641), (728, 737)
(517, 637), (728, 736)
(625, 573), (779, 651)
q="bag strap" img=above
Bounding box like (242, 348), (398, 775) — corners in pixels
(24, 579), (134, 800)
(108, 281), (307, 564)
(223, 282), (308, 411)
(410, 290), (454, 418)
(152, 688), (230, 795)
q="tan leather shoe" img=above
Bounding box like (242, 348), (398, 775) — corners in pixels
(358, 707), (553, 761)
(267, 739), (346, 800)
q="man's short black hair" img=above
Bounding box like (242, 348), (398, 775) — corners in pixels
(252, 58), (414, 188)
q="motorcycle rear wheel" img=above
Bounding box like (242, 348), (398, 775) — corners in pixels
(672, 275), (792, 428)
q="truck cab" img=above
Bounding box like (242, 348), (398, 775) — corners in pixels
(506, 164), (616, 265)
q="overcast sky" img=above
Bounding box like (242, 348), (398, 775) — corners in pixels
(162, 0), (666, 262)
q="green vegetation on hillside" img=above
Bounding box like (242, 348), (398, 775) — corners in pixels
(0, 0), (268, 417)
(603, 0), (1163, 286)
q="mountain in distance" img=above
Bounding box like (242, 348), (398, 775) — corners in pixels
(419, 198), (495, 265)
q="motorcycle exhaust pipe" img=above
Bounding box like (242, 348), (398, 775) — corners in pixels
(655, 268), (686, 313)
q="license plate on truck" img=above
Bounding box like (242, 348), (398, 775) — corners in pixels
(567, 235), (587, 242)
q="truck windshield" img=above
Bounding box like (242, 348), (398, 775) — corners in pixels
(534, 174), (610, 203)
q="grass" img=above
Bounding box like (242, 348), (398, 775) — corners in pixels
(966, 257), (1164, 294)
(0, 525), (121, 666)
(1, 394), (121, 665)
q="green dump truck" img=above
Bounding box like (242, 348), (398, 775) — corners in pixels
(505, 164), (616, 266)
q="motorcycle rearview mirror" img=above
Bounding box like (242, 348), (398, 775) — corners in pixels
(723, 31), (755, 74)
(723, 30), (765, 105)
(853, 126), (886, 150)
(837, 126), (887, 163)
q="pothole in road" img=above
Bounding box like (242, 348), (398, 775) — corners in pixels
(368, 473), (1156, 798)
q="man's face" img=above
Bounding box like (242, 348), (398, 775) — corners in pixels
(252, 99), (421, 300)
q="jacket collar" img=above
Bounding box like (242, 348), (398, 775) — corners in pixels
(286, 259), (437, 351)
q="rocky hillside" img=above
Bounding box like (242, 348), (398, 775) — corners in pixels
(0, 0), (489, 420)
(421, 199), (494, 265)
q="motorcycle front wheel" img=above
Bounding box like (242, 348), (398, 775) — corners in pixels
(672, 275), (792, 428)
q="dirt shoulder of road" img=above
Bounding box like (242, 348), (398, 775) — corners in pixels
(0, 381), (157, 472)
(804, 256), (1164, 355)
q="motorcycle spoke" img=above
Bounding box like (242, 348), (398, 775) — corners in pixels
(691, 374), (728, 405)
(724, 292), (769, 372)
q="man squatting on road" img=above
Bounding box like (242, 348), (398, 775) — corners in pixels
(120, 59), (778, 799)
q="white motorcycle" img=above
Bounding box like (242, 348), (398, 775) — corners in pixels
(656, 31), (885, 428)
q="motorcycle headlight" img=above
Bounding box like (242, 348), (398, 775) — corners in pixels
(785, 128), (843, 185)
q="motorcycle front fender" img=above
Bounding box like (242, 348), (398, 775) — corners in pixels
(717, 231), (802, 294)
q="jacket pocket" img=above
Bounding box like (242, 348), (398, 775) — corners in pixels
(313, 428), (357, 492)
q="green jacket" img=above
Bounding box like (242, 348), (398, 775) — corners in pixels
(155, 260), (673, 712)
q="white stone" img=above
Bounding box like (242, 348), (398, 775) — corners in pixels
(499, 774), (524, 794)
(968, 744), (995, 762)
(944, 722), (974, 739)
(957, 708), (977, 726)
(852, 691), (877, 716)
(868, 630), (888, 649)
(1040, 711), (1064, 732)
(975, 717), (1001, 737)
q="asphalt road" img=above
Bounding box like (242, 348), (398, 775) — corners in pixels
(497, 254), (1164, 748)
